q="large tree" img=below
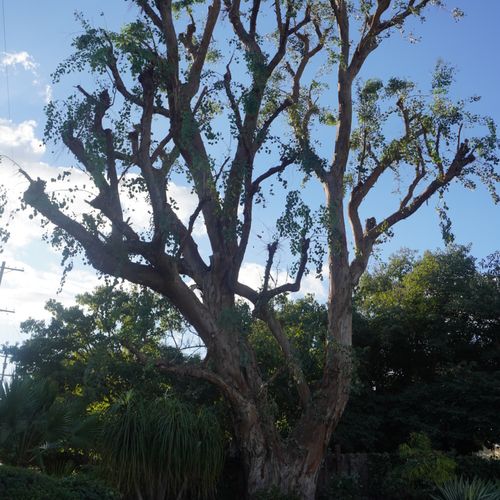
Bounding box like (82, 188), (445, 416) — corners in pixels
(12, 0), (499, 497)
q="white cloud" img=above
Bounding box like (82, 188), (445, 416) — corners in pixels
(0, 118), (207, 250)
(301, 271), (327, 301)
(42, 84), (52, 104)
(0, 51), (52, 105)
(0, 252), (101, 345)
(238, 262), (266, 292)
(0, 119), (45, 162)
(238, 261), (327, 302)
(0, 51), (37, 72)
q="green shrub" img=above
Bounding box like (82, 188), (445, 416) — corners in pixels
(382, 433), (456, 499)
(455, 456), (500, 482)
(100, 391), (224, 499)
(431, 476), (500, 500)
(366, 452), (396, 498)
(0, 465), (119, 500)
(319, 473), (362, 500)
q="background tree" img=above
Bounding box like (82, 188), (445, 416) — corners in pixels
(9, 0), (499, 497)
(336, 246), (500, 454)
(3, 286), (227, 498)
(7, 286), (191, 401)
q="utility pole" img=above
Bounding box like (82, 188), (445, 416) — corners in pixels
(1, 352), (10, 383)
(0, 260), (23, 313)
(0, 261), (24, 382)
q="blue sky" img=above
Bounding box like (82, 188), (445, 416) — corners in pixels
(0, 1), (499, 346)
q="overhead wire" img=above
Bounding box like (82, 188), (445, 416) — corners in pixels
(1, 0), (11, 120)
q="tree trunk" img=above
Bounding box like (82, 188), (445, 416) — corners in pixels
(235, 415), (321, 499)
(245, 457), (318, 499)
(230, 306), (353, 500)
(206, 271), (354, 499)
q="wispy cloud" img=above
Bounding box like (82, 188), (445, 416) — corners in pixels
(0, 251), (101, 346)
(0, 51), (52, 104)
(0, 51), (37, 72)
(0, 118), (45, 161)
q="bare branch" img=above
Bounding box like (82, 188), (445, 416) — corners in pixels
(249, 0), (261, 37)
(262, 237), (310, 300)
(249, 157), (295, 196)
(185, 0), (221, 98)
(263, 241), (278, 293)
(223, 59), (244, 134)
(254, 306), (311, 407)
(368, 141), (476, 240)
(235, 156), (296, 271)
(223, 0), (263, 56)
(151, 133), (174, 165)
(349, 0), (434, 79)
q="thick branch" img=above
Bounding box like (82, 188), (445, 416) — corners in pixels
(185, 0), (221, 99)
(129, 344), (244, 407)
(254, 306), (311, 407)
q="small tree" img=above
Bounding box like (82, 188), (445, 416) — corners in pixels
(8, 1), (499, 497)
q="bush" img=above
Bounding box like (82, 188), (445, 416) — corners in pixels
(382, 433), (457, 499)
(319, 473), (362, 500)
(0, 465), (119, 500)
(455, 455), (500, 482)
(431, 476), (500, 500)
(366, 453), (397, 499)
(100, 392), (224, 499)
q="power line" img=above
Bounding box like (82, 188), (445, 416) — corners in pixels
(1, 0), (11, 120)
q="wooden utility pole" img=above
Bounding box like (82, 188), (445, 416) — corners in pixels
(0, 260), (23, 313)
(1, 352), (10, 382)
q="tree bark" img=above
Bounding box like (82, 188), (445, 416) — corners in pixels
(224, 300), (353, 500)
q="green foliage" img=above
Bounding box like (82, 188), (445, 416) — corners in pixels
(0, 377), (96, 471)
(431, 476), (500, 500)
(455, 456), (500, 482)
(383, 433), (456, 499)
(334, 246), (500, 454)
(366, 453), (397, 499)
(353, 454), (500, 500)
(319, 473), (362, 500)
(100, 391), (224, 499)
(249, 295), (327, 432)
(3, 286), (225, 495)
(0, 184), (11, 249)
(0, 465), (119, 500)
(5, 285), (190, 403)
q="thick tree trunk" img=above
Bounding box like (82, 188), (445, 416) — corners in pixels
(234, 413), (320, 499)
(205, 267), (354, 499)
(245, 456), (318, 499)
(231, 307), (353, 500)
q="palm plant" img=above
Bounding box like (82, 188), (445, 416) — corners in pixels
(0, 376), (97, 473)
(0, 377), (70, 467)
(431, 476), (500, 500)
(100, 391), (224, 500)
